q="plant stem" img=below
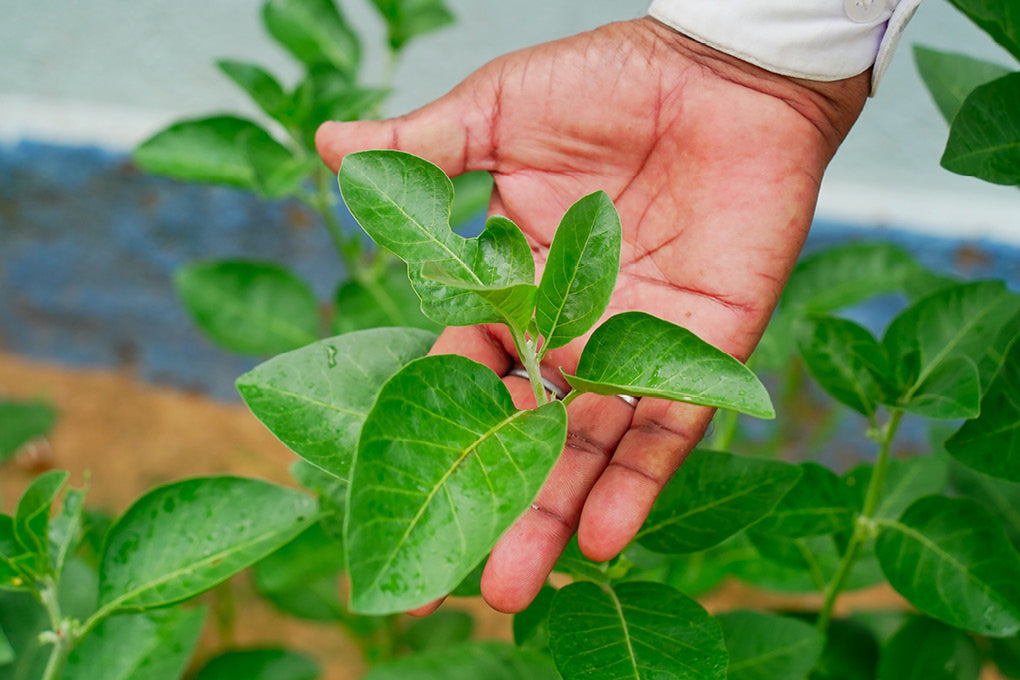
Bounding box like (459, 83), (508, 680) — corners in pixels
(38, 580), (74, 680)
(510, 327), (550, 406)
(815, 409), (904, 633)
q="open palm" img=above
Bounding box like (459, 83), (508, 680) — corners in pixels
(317, 16), (869, 613)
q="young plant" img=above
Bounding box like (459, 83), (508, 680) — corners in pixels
(133, 0), (492, 355)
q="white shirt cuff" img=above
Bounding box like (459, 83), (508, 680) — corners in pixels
(647, 0), (923, 94)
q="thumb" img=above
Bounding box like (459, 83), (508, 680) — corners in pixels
(315, 77), (495, 177)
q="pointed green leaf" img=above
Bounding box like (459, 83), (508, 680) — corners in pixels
(876, 495), (1020, 636)
(751, 463), (856, 538)
(14, 470), (68, 564)
(98, 476), (317, 612)
(262, 0), (361, 75)
(942, 73), (1020, 185)
(368, 0), (455, 51)
(914, 46), (1013, 124)
(193, 648), (319, 680)
(882, 281), (1020, 418)
(48, 486), (86, 577)
(134, 116), (296, 195)
(253, 522), (344, 621)
(844, 456), (949, 522)
(216, 60), (288, 123)
(363, 641), (560, 680)
(567, 312), (774, 418)
(238, 327), (435, 479)
(535, 191), (621, 352)
(513, 584), (557, 649)
(877, 616), (981, 680)
(946, 0), (1020, 63)
(637, 449), (801, 554)
(333, 262), (440, 334)
(0, 399), (57, 463)
(176, 260), (320, 355)
(346, 354), (567, 614)
(718, 610), (823, 680)
(797, 315), (892, 416)
(946, 336), (1020, 482)
(62, 606), (205, 680)
(548, 581), (728, 680)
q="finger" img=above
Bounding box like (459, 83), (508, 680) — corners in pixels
(315, 72), (497, 177)
(577, 399), (714, 563)
(480, 392), (635, 612)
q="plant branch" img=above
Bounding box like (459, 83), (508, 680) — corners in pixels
(510, 327), (550, 406)
(38, 579), (74, 680)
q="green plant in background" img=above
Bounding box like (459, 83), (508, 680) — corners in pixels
(0, 399), (56, 466)
(134, 0), (493, 354)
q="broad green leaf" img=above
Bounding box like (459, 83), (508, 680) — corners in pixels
(404, 609), (474, 651)
(942, 73), (1020, 185)
(513, 584), (556, 649)
(744, 532), (884, 593)
(421, 264), (537, 331)
(567, 312), (774, 418)
(193, 648), (319, 680)
(876, 616), (980, 680)
(0, 590), (48, 678)
(363, 641), (560, 680)
(946, 336), (1020, 481)
(216, 60), (288, 123)
(134, 116), (296, 195)
(914, 46), (1013, 123)
(947, 0), (1020, 62)
(450, 171), (494, 228)
(346, 354), (567, 614)
(718, 610), (823, 680)
(637, 449), (801, 554)
(262, 0), (361, 76)
(949, 460), (1020, 549)
(176, 260), (320, 356)
(253, 522), (344, 621)
(875, 495), (1020, 636)
(98, 476), (317, 612)
(15, 470), (68, 564)
(548, 581), (728, 680)
(844, 456), (949, 522)
(339, 151), (531, 327)
(48, 486), (85, 577)
(368, 0), (455, 51)
(797, 316), (892, 416)
(61, 606), (205, 680)
(810, 618), (880, 680)
(750, 463), (855, 538)
(901, 355), (981, 420)
(990, 635), (1020, 677)
(238, 327), (435, 479)
(0, 399), (57, 463)
(882, 281), (1020, 418)
(333, 262), (440, 334)
(535, 191), (620, 352)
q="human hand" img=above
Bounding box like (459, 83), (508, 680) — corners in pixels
(316, 16), (869, 614)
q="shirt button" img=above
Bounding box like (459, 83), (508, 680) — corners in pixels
(845, 0), (885, 22)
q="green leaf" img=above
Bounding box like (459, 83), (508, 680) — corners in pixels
(345, 354), (567, 614)
(48, 486), (86, 577)
(567, 312), (774, 418)
(192, 648), (320, 680)
(333, 262), (441, 334)
(449, 171), (493, 228)
(946, 0), (1020, 63)
(134, 116), (297, 196)
(15, 470), (68, 565)
(744, 533), (884, 593)
(176, 260), (320, 356)
(548, 581), (728, 680)
(535, 191), (621, 352)
(216, 60), (288, 123)
(0, 625), (11, 666)
(875, 495), (1020, 636)
(946, 335), (1020, 482)
(289, 68), (388, 148)
(0, 399), (57, 463)
(718, 610), (823, 680)
(404, 609), (474, 652)
(942, 73), (1020, 185)
(882, 281), (1020, 418)
(949, 460), (1020, 549)
(809, 618), (879, 680)
(368, 0), (455, 51)
(914, 46), (1013, 124)
(513, 584), (556, 649)
(844, 456), (949, 522)
(339, 150), (532, 327)
(238, 327), (435, 479)
(362, 641), (560, 680)
(262, 0), (361, 76)
(61, 606), (205, 680)
(989, 634), (1020, 677)
(750, 463), (856, 538)
(0, 515), (30, 590)
(876, 616), (980, 680)
(98, 476), (317, 612)
(636, 449), (801, 554)
(797, 316), (892, 416)
(253, 522), (344, 621)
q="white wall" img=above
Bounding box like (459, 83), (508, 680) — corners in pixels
(1, 0), (1017, 242)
